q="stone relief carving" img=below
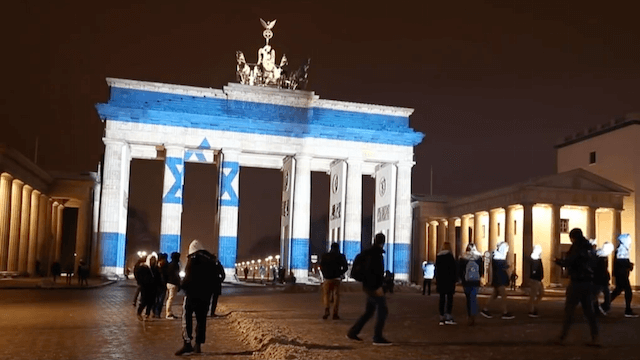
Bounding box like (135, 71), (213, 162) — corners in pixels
(236, 19), (310, 90)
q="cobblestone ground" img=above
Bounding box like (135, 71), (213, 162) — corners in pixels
(1, 282), (639, 360)
(0, 281), (254, 360)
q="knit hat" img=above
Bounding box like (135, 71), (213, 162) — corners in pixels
(189, 240), (205, 255)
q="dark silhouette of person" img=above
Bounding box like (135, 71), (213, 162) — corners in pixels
(209, 254), (226, 317)
(320, 242), (348, 319)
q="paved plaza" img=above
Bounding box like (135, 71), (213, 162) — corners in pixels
(1, 280), (639, 360)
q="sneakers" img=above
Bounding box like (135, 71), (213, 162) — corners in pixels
(166, 314), (179, 320)
(194, 343), (201, 354)
(175, 342), (194, 356)
(501, 312), (515, 320)
(346, 333), (363, 342)
(445, 319), (457, 325)
(373, 338), (392, 346)
(597, 305), (607, 316)
(480, 310), (493, 319)
(624, 310), (639, 318)
(528, 311), (539, 318)
(438, 320), (445, 326)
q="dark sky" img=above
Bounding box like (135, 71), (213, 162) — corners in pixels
(2, 1), (638, 260)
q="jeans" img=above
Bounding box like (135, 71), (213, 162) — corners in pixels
(484, 285), (508, 314)
(182, 297), (210, 344)
(561, 281), (598, 340)
(322, 279), (341, 315)
(348, 290), (388, 341)
(165, 284), (178, 317)
(611, 276), (633, 311)
(439, 291), (454, 317)
(463, 286), (479, 316)
(422, 279), (432, 295)
(154, 286), (167, 317)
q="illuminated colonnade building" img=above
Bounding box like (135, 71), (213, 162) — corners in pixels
(0, 145), (98, 277)
(413, 113), (638, 286)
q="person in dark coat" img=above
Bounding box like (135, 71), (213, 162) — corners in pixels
(481, 242), (514, 319)
(209, 254), (226, 317)
(459, 243), (484, 325)
(135, 253), (158, 320)
(593, 242), (613, 315)
(154, 253), (168, 318)
(554, 228), (599, 346)
(175, 240), (218, 356)
(132, 256), (146, 307)
(528, 245), (544, 317)
(611, 234), (638, 317)
(320, 242), (348, 319)
(165, 252), (181, 319)
(435, 242), (457, 325)
(347, 233), (391, 346)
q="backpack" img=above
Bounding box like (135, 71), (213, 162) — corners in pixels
(350, 252), (368, 282)
(465, 259), (480, 282)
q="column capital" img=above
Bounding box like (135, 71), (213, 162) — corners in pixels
(102, 138), (126, 146)
(396, 161), (415, 169)
(295, 153), (312, 161)
(11, 178), (24, 186)
(1, 172), (13, 181)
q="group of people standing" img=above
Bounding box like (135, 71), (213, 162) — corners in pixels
(132, 240), (226, 356)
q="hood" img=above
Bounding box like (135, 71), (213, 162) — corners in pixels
(437, 250), (451, 256)
(145, 252), (158, 268)
(596, 242), (614, 257)
(531, 245), (542, 260)
(462, 251), (481, 260)
(422, 261), (428, 268)
(616, 234), (631, 259)
(171, 252), (181, 262)
(493, 242), (509, 260)
(189, 240), (205, 255)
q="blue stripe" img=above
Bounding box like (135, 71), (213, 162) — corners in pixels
(384, 242), (394, 272)
(95, 87), (424, 146)
(393, 243), (411, 275)
(343, 240), (360, 262)
(160, 234), (181, 255)
(291, 238), (309, 270)
(218, 236), (237, 268)
(220, 161), (239, 207)
(100, 232), (126, 268)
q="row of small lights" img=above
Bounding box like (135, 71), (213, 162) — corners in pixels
(235, 255), (280, 270)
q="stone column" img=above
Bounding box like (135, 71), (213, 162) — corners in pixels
(550, 204), (562, 284)
(343, 158), (362, 262)
(44, 199), (54, 275)
(0, 173), (13, 271)
(586, 206), (596, 240)
(290, 154), (311, 281)
(218, 149), (240, 278)
(612, 209), (622, 239)
(7, 179), (24, 271)
(35, 195), (49, 275)
(447, 217), (457, 257)
(437, 219), (447, 253)
(160, 145), (185, 255)
(428, 221), (437, 262)
(522, 203), (534, 287)
(504, 206), (515, 261)
(27, 190), (40, 275)
(91, 178), (102, 276)
(393, 162), (413, 281)
(18, 185), (32, 273)
(460, 215), (470, 254)
(98, 139), (131, 275)
(54, 203), (64, 263)
(473, 212), (483, 251)
(488, 209), (498, 251)
(75, 199), (91, 275)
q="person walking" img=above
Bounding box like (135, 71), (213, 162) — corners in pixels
(175, 240), (218, 356)
(320, 242), (348, 320)
(528, 245), (544, 318)
(154, 253), (168, 318)
(459, 243), (483, 325)
(480, 242), (515, 320)
(593, 242), (613, 316)
(422, 261), (435, 296)
(135, 253), (158, 321)
(610, 234), (638, 317)
(209, 254), (226, 317)
(132, 256), (146, 307)
(435, 242), (458, 325)
(554, 228), (600, 346)
(165, 252), (181, 319)
(346, 233), (391, 346)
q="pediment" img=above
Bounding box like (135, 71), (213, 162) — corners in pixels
(528, 169), (631, 194)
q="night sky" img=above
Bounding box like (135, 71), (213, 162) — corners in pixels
(2, 1), (638, 262)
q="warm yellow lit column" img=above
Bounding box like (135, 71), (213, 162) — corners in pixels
(17, 185), (32, 273)
(586, 206), (596, 240)
(488, 209), (498, 251)
(522, 203), (534, 287)
(0, 173), (13, 271)
(473, 212), (482, 251)
(54, 203), (64, 263)
(550, 204), (561, 284)
(447, 217), (457, 256)
(504, 205), (515, 261)
(36, 194), (49, 275)
(612, 209), (622, 239)
(27, 190), (40, 275)
(7, 179), (24, 271)
(437, 219), (447, 253)
(427, 221), (437, 262)
(460, 215), (470, 253)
